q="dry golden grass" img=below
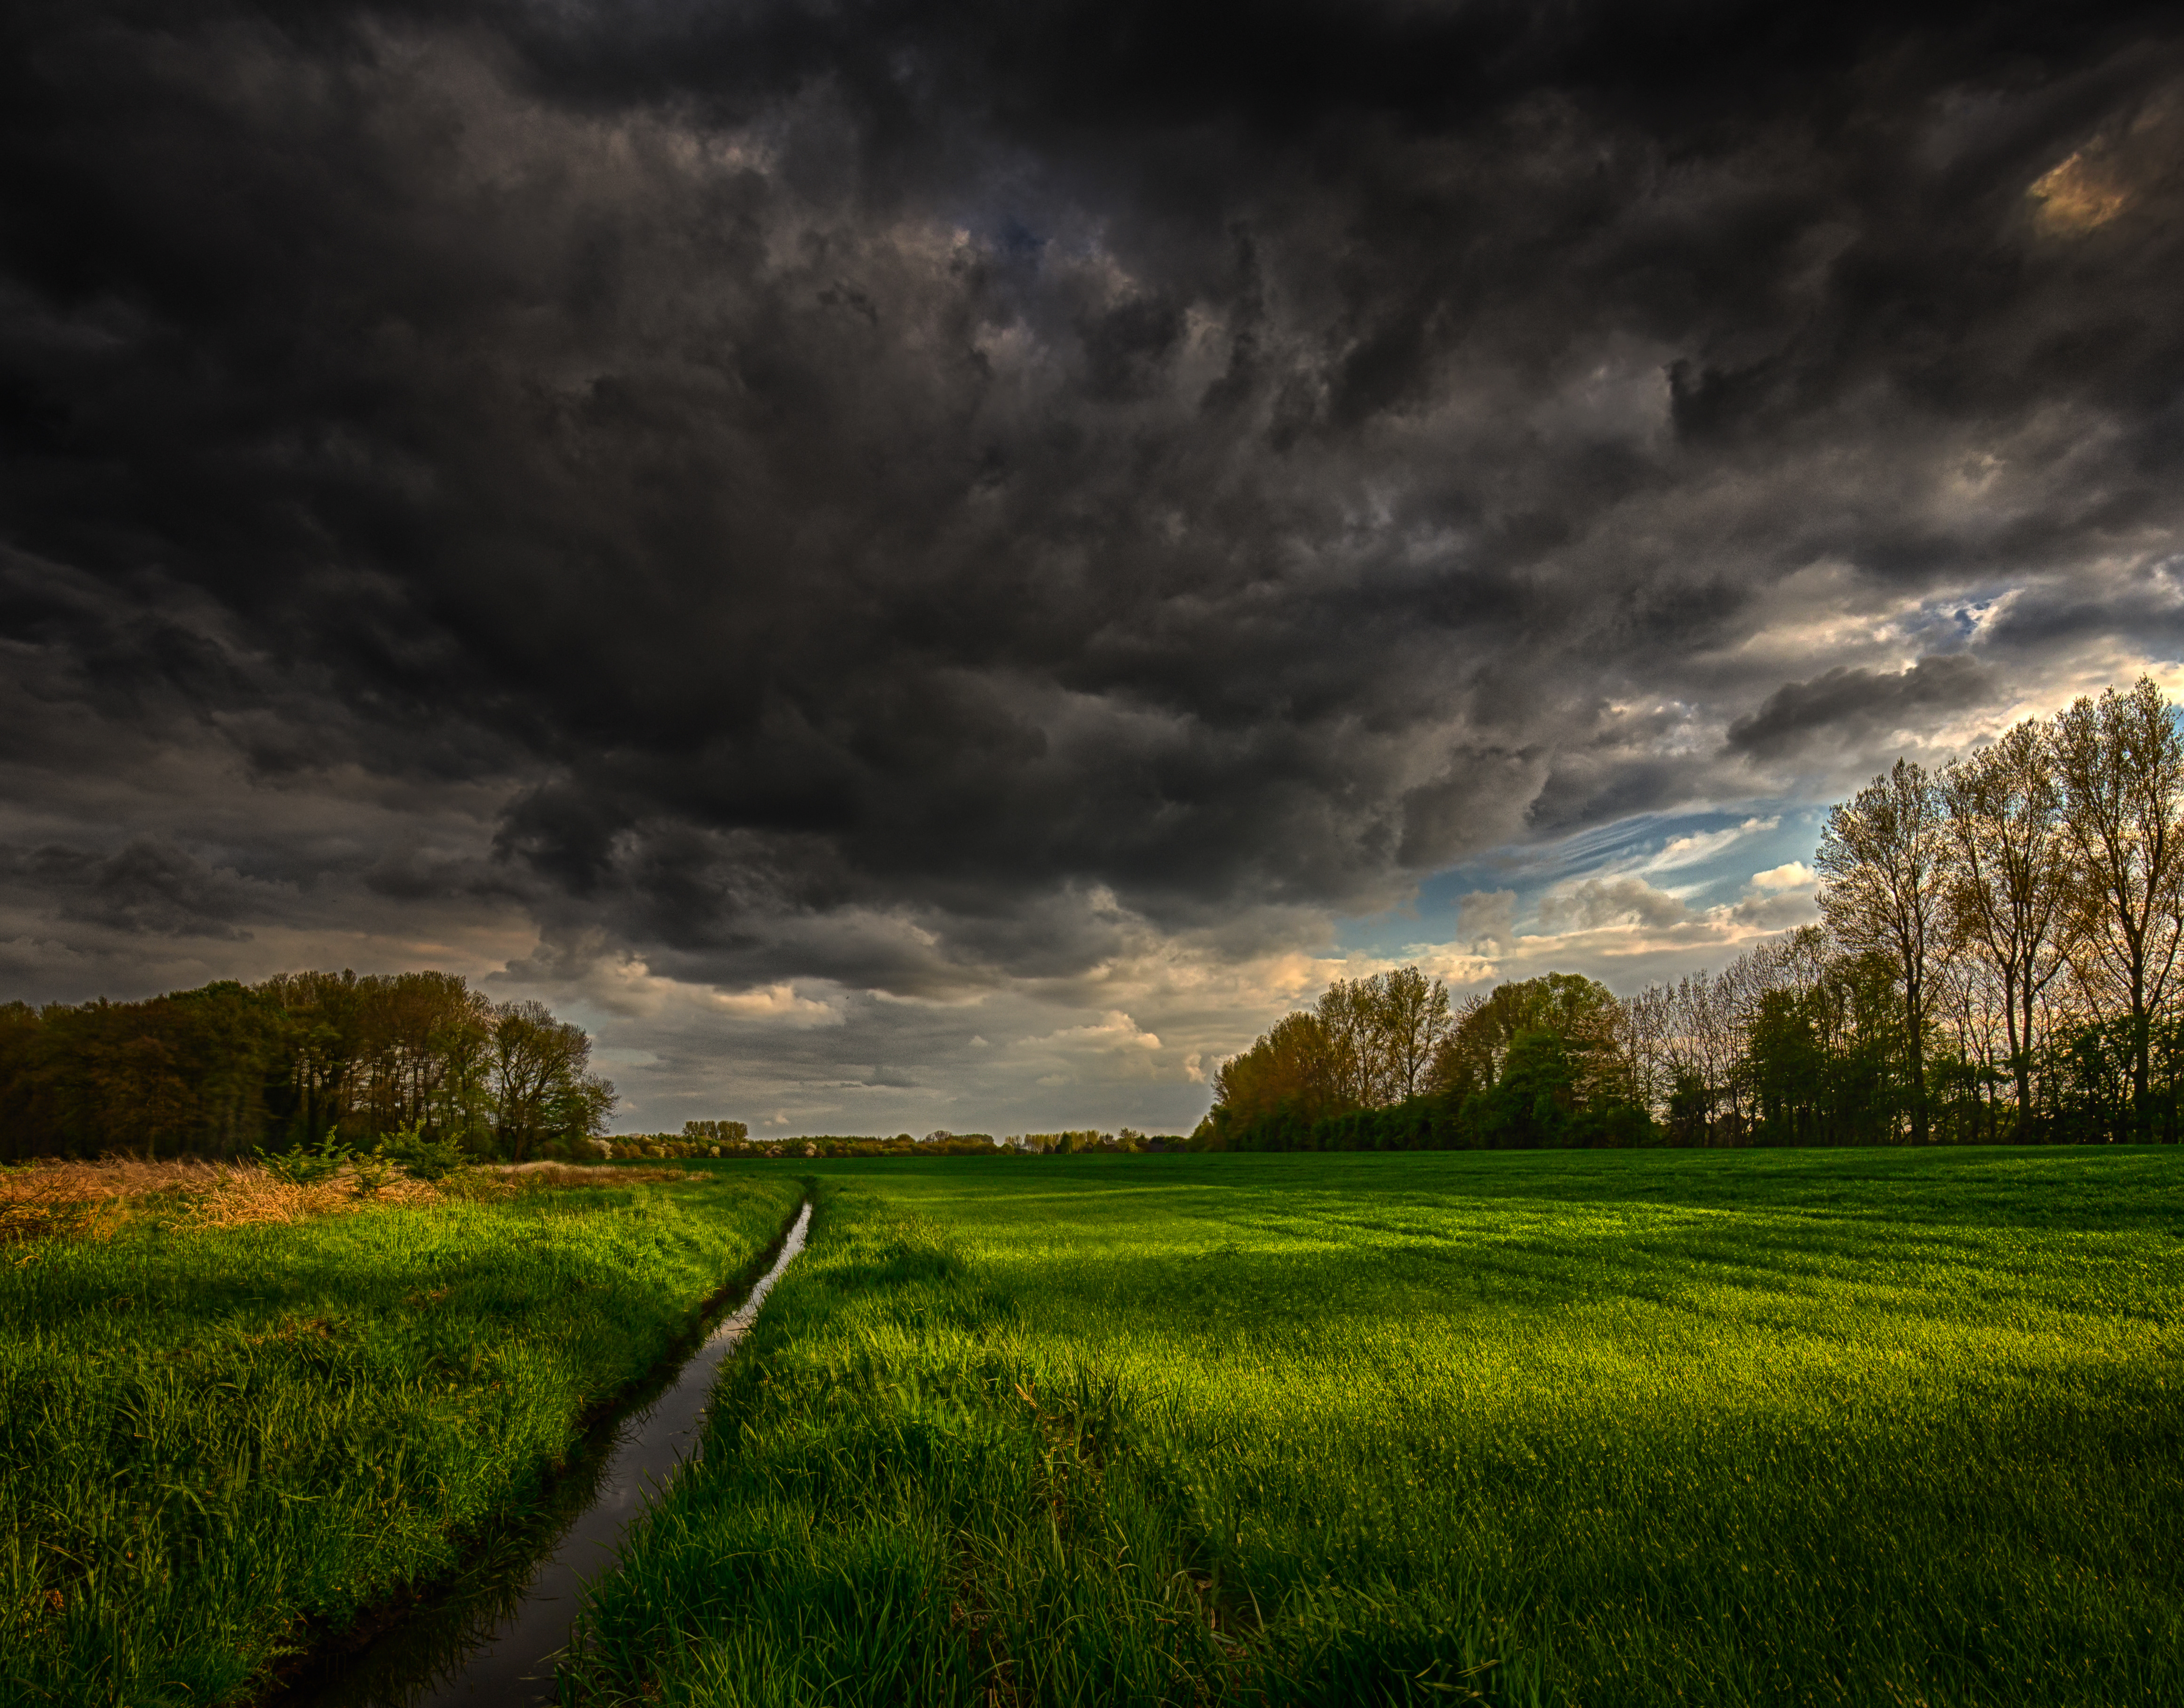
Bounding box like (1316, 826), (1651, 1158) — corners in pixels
(0, 1156), (449, 1241)
(0, 1155), (704, 1243)
(0, 1155), (709, 1242)
(0, 1173), (124, 1245)
(499, 1164), (691, 1190)
(188, 1166), (444, 1228)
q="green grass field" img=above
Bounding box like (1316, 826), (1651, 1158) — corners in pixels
(0, 1168), (802, 1707)
(561, 1150), (2184, 1707)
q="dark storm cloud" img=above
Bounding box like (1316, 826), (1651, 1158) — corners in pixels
(3, 0), (2183, 1014)
(1725, 654), (1997, 760)
(13, 838), (256, 940)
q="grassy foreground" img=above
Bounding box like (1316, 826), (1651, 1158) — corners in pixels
(0, 1164), (803, 1706)
(564, 1149), (2184, 1707)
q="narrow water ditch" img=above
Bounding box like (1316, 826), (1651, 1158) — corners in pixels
(274, 1197), (814, 1708)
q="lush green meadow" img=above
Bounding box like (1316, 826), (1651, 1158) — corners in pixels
(0, 1167), (803, 1706)
(564, 1149), (2184, 1707)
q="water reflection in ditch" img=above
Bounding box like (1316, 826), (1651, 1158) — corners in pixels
(278, 1199), (813, 1708)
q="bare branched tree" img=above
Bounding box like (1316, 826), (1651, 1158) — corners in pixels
(1370, 966), (1453, 1103)
(1938, 720), (2074, 1132)
(1817, 758), (1952, 1143)
(2053, 678), (2184, 1130)
(1618, 983), (1675, 1116)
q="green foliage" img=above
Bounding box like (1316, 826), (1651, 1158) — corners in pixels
(1214, 967), (1456, 1130)
(0, 984), (290, 1162)
(1734, 950), (1903, 1145)
(1435, 972), (1627, 1103)
(1470, 1026), (1580, 1144)
(1211, 971), (1654, 1154)
(349, 1141), (396, 1196)
(564, 1151), (2184, 1707)
(0, 972), (616, 1163)
(257, 1131), (349, 1185)
(0, 1171), (802, 1704)
(385, 1122), (471, 1182)
(1029, 1129), (1104, 1154)
(1208, 938), (2184, 1152)
(2039, 1011), (2184, 1144)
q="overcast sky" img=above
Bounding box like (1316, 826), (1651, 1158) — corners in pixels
(4, 2), (2181, 1136)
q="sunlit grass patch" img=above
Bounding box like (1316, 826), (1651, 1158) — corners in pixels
(563, 1150), (2184, 1708)
(0, 1165), (803, 1706)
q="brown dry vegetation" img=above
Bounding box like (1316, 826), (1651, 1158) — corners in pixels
(0, 1153), (694, 1249)
(0, 1156), (698, 1246)
(0, 1157), (448, 1243)
(497, 1163), (691, 1189)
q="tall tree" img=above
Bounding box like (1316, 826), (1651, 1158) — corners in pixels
(1817, 759), (1951, 1143)
(1210, 1009), (1338, 1129)
(1665, 967), (1739, 1142)
(1617, 983), (1675, 1118)
(1314, 978), (1381, 1108)
(2052, 677), (2184, 1132)
(0, 971), (617, 1161)
(1367, 966), (1453, 1103)
(1938, 721), (2074, 1132)
(490, 999), (614, 1161)
(1430, 972), (1625, 1103)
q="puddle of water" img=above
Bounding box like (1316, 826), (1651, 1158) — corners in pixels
(279, 1199), (812, 1708)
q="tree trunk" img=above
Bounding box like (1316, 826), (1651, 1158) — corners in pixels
(2003, 965), (2030, 1139)
(1905, 973), (1929, 1144)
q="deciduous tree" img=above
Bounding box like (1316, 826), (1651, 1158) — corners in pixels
(2052, 677), (2184, 1133)
(1817, 759), (1951, 1143)
(1939, 722), (2073, 1131)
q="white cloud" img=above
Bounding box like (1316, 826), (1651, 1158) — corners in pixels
(1749, 860), (1815, 891)
(1456, 888), (1516, 952)
(1017, 1009), (1163, 1054)
(706, 982), (844, 1025)
(1537, 875), (1690, 932)
(1730, 890), (1821, 929)
(1636, 815), (1780, 875)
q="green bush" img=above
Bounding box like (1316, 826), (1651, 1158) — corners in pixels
(385, 1124), (471, 1181)
(256, 1132), (348, 1185)
(349, 1142), (396, 1196)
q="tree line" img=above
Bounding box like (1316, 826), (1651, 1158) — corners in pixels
(1202, 678), (2184, 1150)
(1200, 966), (1652, 1150)
(0, 970), (615, 1162)
(614, 1129), (1190, 1160)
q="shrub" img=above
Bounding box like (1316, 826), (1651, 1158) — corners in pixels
(385, 1124), (471, 1182)
(349, 1143), (397, 1196)
(257, 1133), (348, 1186)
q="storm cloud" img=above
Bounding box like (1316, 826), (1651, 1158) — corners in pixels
(3, 1), (2181, 1130)
(1725, 655), (1998, 760)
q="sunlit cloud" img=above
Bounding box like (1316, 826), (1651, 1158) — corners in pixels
(708, 982), (845, 1025)
(2029, 151), (2128, 231)
(1635, 818), (1781, 876)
